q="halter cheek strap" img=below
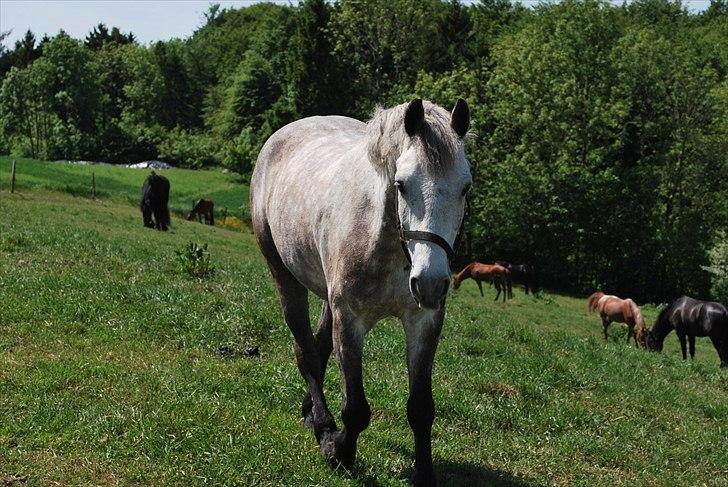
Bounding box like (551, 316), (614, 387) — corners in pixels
(394, 190), (459, 266)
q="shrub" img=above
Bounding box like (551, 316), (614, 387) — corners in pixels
(703, 232), (728, 303)
(175, 242), (216, 279)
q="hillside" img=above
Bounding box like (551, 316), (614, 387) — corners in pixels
(0, 156), (249, 219)
(1, 188), (727, 486)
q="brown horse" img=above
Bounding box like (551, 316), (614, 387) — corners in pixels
(588, 291), (646, 347)
(187, 198), (215, 225)
(452, 262), (512, 302)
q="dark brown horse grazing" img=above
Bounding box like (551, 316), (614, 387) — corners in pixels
(646, 296), (728, 367)
(587, 291), (647, 347)
(495, 261), (538, 295)
(452, 262), (512, 302)
(140, 171), (170, 231)
(187, 198), (215, 225)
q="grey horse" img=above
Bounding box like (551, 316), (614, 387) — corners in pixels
(251, 99), (471, 485)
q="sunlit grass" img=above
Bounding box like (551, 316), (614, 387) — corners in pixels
(1, 189), (726, 486)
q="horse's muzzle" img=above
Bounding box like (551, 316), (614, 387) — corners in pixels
(410, 276), (450, 309)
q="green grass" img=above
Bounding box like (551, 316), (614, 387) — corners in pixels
(1, 187), (727, 486)
(0, 156), (249, 219)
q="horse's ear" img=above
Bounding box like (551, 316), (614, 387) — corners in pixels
(404, 98), (424, 136)
(450, 98), (470, 138)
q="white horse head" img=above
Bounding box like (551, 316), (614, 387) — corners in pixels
(369, 99), (472, 309)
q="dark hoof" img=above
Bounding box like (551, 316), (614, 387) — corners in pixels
(319, 431), (355, 469)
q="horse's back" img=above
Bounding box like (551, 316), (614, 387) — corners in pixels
(250, 115), (370, 299)
(251, 116), (365, 218)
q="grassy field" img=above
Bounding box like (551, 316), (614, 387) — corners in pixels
(0, 156), (249, 220)
(1, 183), (727, 485)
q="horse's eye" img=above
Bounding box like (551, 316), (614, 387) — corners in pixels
(462, 184), (471, 196)
(394, 181), (406, 194)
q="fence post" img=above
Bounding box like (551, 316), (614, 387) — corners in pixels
(92, 172), (96, 199)
(10, 159), (17, 193)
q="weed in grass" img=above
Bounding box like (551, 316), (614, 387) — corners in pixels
(175, 242), (216, 279)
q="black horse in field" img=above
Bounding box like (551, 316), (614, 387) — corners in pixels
(496, 261), (538, 295)
(646, 296), (728, 367)
(140, 171), (170, 231)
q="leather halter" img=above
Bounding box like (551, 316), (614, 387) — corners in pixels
(394, 187), (463, 266)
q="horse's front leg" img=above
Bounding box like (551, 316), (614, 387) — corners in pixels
(494, 282), (501, 301)
(403, 309), (444, 487)
(627, 323), (635, 345)
(602, 317), (610, 341)
(688, 335), (696, 360)
(319, 307), (371, 468)
(475, 280), (484, 297)
(677, 333), (687, 360)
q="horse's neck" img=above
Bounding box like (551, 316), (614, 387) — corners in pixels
(455, 263), (475, 283)
(652, 311), (674, 340)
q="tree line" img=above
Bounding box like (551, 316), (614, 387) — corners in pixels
(1, 0), (727, 302)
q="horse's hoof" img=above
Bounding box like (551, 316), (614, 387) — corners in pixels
(319, 431), (355, 469)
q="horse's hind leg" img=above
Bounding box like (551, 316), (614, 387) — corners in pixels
(688, 335), (696, 360)
(476, 280), (484, 297)
(602, 318), (610, 341)
(255, 223), (336, 442)
(708, 335), (727, 368)
(319, 306), (371, 468)
(302, 301), (333, 428)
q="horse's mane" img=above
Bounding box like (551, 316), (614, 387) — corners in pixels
(366, 101), (464, 176)
(587, 291), (605, 313)
(652, 303), (672, 331)
(454, 262), (478, 282)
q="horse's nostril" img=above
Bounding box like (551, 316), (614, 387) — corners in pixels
(410, 277), (421, 298)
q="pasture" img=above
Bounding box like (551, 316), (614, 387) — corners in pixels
(1, 171), (727, 486)
(0, 156), (248, 220)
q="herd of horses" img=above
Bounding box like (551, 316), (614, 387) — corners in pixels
(452, 263), (728, 367)
(139, 171), (215, 230)
(136, 99), (724, 486)
(587, 291), (728, 366)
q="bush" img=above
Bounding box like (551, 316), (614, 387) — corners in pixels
(703, 232), (728, 303)
(175, 242), (216, 279)
(157, 128), (221, 168)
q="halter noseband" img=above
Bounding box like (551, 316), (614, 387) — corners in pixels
(394, 188), (462, 266)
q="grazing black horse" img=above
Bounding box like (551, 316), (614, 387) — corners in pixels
(140, 171), (170, 231)
(496, 261), (538, 295)
(646, 296), (728, 367)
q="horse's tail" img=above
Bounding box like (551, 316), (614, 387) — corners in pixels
(587, 291), (604, 313)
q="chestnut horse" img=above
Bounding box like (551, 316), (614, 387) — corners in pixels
(587, 291), (646, 347)
(452, 262), (511, 302)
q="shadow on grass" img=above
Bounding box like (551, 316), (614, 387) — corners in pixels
(433, 459), (541, 487)
(384, 442), (540, 487)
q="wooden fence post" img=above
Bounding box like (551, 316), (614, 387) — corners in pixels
(92, 172), (96, 199)
(10, 159), (17, 193)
